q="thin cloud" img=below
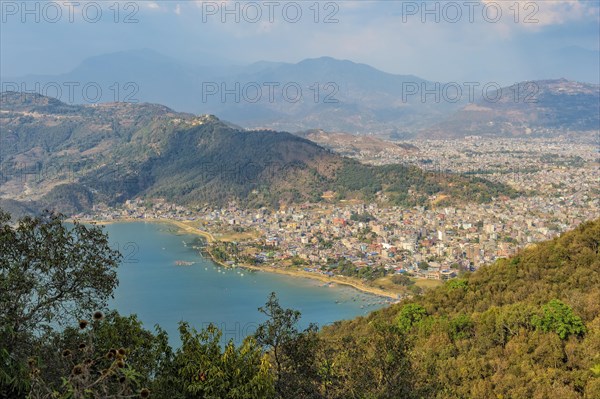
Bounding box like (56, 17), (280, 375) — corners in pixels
(482, 0), (599, 29)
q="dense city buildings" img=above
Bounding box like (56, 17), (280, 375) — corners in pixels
(79, 137), (599, 290)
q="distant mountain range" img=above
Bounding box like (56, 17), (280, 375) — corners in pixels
(1, 50), (447, 135)
(4, 50), (596, 137)
(0, 92), (518, 214)
(422, 79), (600, 139)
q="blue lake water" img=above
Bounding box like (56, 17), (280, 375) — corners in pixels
(101, 222), (386, 345)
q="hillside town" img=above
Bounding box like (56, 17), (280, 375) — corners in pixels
(77, 137), (599, 292)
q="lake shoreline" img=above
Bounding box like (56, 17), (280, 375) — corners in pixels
(77, 217), (399, 300)
(205, 248), (399, 300)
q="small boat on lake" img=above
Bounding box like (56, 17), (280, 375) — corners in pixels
(174, 260), (195, 266)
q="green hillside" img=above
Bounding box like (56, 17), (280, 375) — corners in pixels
(2, 212), (597, 398)
(319, 218), (600, 398)
(0, 92), (519, 212)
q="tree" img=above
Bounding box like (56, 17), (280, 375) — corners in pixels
(27, 312), (154, 399)
(0, 347), (30, 398)
(396, 303), (428, 332)
(0, 209), (121, 387)
(50, 311), (172, 390)
(391, 274), (414, 286)
(290, 255), (306, 267)
(317, 322), (414, 399)
(446, 278), (468, 291)
(532, 299), (586, 340)
(255, 293), (321, 398)
(418, 261), (430, 270)
(163, 322), (274, 399)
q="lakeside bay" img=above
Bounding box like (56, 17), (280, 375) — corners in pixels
(90, 217), (401, 298)
(101, 221), (387, 345)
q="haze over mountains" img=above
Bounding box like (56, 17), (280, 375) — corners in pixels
(3, 49), (598, 138)
(423, 79), (600, 139)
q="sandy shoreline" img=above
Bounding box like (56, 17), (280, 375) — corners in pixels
(76, 217), (399, 300)
(205, 248), (399, 299)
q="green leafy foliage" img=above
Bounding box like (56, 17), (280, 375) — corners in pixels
(255, 293), (321, 398)
(53, 311), (173, 388)
(163, 323), (274, 399)
(28, 314), (152, 399)
(326, 259), (388, 281)
(396, 304), (428, 332)
(445, 278), (468, 291)
(532, 299), (586, 339)
(391, 274), (414, 286)
(447, 313), (474, 340)
(0, 210), (120, 360)
(0, 348), (30, 398)
(3, 208), (599, 399)
(322, 218), (600, 398)
(318, 322), (414, 399)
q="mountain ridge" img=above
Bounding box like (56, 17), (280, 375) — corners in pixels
(0, 92), (519, 213)
(3, 51), (598, 137)
(420, 78), (600, 139)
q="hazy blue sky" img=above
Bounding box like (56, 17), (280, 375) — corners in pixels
(1, 0), (599, 83)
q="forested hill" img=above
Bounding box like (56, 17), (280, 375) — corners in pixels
(0, 92), (518, 212)
(319, 218), (600, 398)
